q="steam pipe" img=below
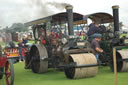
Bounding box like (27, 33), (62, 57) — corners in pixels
(65, 5), (74, 35)
(112, 5), (120, 33)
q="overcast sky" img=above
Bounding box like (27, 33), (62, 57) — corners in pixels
(0, 0), (128, 28)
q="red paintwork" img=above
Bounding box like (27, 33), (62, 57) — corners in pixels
(0, 57), (7, 67)
(5, 61), (11, 85)
(5, 48), (27, 58)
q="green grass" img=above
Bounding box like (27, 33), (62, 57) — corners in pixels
(0, 40), (35, 47)
(0, 63), (128, 85)
(0, 42), (5, 46)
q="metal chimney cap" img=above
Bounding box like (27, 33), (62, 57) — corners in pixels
(112, 5), (120, 9)
(65, 5), (73, 9)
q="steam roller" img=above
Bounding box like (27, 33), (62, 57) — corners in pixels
(64, 53), (98, 79)
(29, 44), (98, 79)
(24, 5), (99, 79)
(109, 6), (128, 72)
(110, 49), (128, 72)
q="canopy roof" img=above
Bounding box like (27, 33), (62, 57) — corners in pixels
(25, 12), (113, 26)
(25, 12), (84, 26)
(84, 12), (113, 24)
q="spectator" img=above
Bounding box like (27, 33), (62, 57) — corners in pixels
(9, 41), (15, 48)
(18, 40), (24, 62)
(22, 35), (28, 47)
(5, 32), (12, 45)
(80, 31), (85, 40)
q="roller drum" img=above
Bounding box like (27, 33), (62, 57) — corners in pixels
(110, 49), (128, 72)
(117, 50), (128, 72)
(64, 53), (98, 79)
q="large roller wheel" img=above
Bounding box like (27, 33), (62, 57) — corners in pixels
(109, 49), (128, 72)
(64, 53), (98, 79)
(5, 59), (14, 85)
(30, 44), (48, 73)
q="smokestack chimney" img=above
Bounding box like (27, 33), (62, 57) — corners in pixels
(65, 5), (74, 35)
(112, 5), (120, 33)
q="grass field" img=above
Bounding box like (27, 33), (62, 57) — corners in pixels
(0, 40), (35, 46)
(0, 63), (128, 85)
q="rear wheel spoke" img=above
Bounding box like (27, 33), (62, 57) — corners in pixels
(5, 60), (14, 85)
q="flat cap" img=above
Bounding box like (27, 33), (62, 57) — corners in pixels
(94, 34), (102, 38)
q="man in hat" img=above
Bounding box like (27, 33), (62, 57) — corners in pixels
(91, 34), (103, 60)
(22, 34), (28, 47)
(87, 21), (102, 39)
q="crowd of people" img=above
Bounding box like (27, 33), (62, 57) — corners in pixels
(0, 32), (11, 43)
(0, 31), (28, 62)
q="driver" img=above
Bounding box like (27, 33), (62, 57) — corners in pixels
(87, 21), (102, 39)
(91, 34), (103, 60)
